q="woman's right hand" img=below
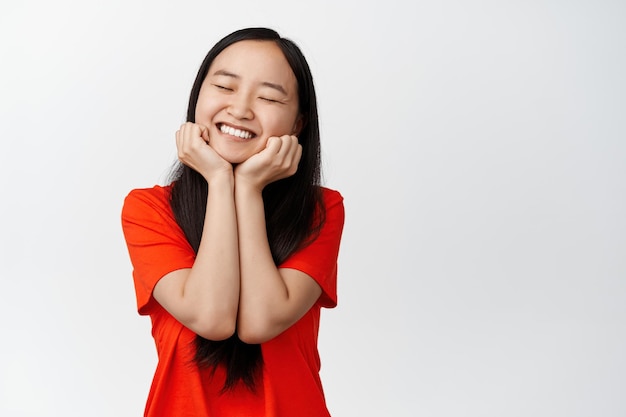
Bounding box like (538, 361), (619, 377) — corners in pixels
(176, 122), (232, 182)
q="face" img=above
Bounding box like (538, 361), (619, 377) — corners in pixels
(195, 40), (302, 164)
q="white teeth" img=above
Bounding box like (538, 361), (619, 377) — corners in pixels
(220, 124), (252, 139)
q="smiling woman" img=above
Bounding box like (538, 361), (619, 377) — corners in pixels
(121, 28), (345, 417)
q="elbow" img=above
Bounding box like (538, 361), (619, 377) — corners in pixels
(236, 316), (283, 344)
(237, 328), (271, 345)
(197, 324), (236, 341)
(191, 312), (237, 341)
(237, 330), (265, 345)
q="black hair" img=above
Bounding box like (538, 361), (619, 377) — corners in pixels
(168, 27), (324, 391)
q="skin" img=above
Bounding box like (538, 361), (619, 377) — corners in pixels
(152, 40), (322, 344)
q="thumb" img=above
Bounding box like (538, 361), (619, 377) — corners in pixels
(199, 125), (210, 144)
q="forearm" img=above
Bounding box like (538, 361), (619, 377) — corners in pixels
(234, 185), (290, 339)
(234, 184), (321, 343)
(189, 175), (240, 329)
(155, 174), (240, 340)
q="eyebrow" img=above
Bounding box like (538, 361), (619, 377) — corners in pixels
(212, 69), (288, 95)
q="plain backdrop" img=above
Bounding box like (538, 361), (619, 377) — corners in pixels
(1, 0), (625, 416)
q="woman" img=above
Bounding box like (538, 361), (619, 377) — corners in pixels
(121, 27), (345, 417)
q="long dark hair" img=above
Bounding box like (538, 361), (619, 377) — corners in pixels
(168, 28), (324, 391)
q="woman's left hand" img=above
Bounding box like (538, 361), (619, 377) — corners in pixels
(235, 135), (302, 191)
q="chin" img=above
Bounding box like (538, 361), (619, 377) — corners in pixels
(213, 145), (254, 165)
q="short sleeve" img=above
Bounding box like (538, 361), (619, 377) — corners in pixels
(121, 186), (196, 315)
(280, 188), (345, 308)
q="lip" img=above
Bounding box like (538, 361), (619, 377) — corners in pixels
(216, 122), (258, 139)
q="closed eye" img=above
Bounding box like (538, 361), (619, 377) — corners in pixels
(260, 97), (281, 103)
(212, 84), (233, 91)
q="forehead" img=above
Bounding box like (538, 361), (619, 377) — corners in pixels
(208, 40), (298, 92)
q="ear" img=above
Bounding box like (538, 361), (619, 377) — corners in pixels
(292, 114), (304, 136)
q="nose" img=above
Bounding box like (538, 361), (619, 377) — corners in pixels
(227, 91), (254, 120)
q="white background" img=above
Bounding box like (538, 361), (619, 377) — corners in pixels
(1, 0), (625, 416)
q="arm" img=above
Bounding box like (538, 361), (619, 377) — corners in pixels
(152, 123), (240, 340)
(234, 135), (322, 344)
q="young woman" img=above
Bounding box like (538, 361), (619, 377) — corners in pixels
(121, 28), (344, 417)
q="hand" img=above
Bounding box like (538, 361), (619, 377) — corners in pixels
(235, 135), (302, 191)
(176, 122), (232, 182)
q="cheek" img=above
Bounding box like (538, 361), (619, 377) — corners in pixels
(195, 98), (218, 122)
(264, 110), (300, 135)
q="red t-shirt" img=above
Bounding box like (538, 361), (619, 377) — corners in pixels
(121, 185), (344, 417)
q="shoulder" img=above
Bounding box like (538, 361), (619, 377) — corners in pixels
(121, 184), (178, 230)
(319, 186), (344, 219)
(124, 184), (172, 207)
(319, 186), (343, 207)
(122, 185), (173, 216)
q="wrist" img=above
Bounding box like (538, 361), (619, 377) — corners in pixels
(206, 169), (235, 188)
(234, 171), (266, 193)
(234, 176), (264, 196)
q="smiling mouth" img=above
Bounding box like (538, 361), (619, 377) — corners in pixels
(218, 123), (256, 139)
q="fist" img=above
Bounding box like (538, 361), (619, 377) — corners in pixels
(235, 135), (302, 190)
(176, 122), (231, 181)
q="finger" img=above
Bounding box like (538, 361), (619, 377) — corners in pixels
(183, 122), (199, 139)
(277, 135), (298, 158)
(176, 126), (186, 151)
(265, 136), (282, 153)
(182, 123), (203, 149)
(180, 123), (196, 153)
(189, 123), (208, 146)
(199, 125), (210, 144)
(294, 143), (303, 164)
(176, 130), (184, 159)
(180, 123), (189, 144)
(186, 123), (199, 140)
(288, 143), (302, 170)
